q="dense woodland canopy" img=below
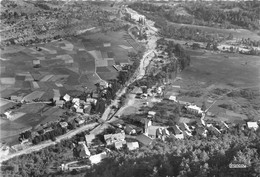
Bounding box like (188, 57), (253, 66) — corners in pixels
(129, 1), (260, 30)
(2, 125), (260, 177)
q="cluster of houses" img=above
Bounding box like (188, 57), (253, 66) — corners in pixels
(0, 1), (108, 47)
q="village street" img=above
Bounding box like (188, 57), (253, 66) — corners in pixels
(0, 7), (159, 163)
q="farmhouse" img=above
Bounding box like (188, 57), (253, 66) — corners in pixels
(185, 104), (203, 115)
(124, 125), (136, 135)
(127, 142), (139, 151)
(75, 142), (90, 158)
(10, 95), (23, 102)
(179, 122), (192, 133)
(63, 94), (71, 102)
(247, 122), (259, 131)
(104, 132), (125, 145)
(103, 42), (111, 47)
(89, 152), (107, 164)
(136, 134), (153, 146)
(85, 134), (95, 146)
(148, 111), (156, 118)
(56, 100), (64, 107)
(115, 141), (124, 150)
(146, 126), (168, 139)
(32, 59), (40, 66)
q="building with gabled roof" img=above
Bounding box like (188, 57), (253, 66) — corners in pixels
(179, 122), (191, 133)
(136, 134), (153, 146)
(85, 134), (95, 146)
(76, 142), (90, 158)
(247, 122), (259, 131)
(172, 125), (183, 135)
(115, 140), (126, 149)
(104, 132), (125, 145)
(56, 100), (64, 108)
(127, 142), (139, 151)
(89, 152), (107, 164)
(10, 95), (23, 102)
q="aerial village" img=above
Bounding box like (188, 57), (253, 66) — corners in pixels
(1, 1), (260, 173)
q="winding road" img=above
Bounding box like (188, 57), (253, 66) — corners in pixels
(0, 7), (159, 163)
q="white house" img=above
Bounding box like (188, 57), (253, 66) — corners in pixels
(127, 142), (139, 151)
(63, 94), (71, 102)
(186, 104), (203, 115)
(247, 122), (259, 131)
(89, 152), (107, 164)
(168, 95), (177, 102)
(148, 111), (156, 116)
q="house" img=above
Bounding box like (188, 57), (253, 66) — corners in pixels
(72, 98), (80, 105)
(32, 59), (40, 66)
(75, 117), (85, 125)
(115, 142), (123, 149)
(89, 152), (107, 164)
(104, 132), (125, 145)
(168, 95), (177, 102)
(127, 142), (139, 151)
(56, 100), (64, 107)
(146, 126), (168, 139)
(196, 127), (208, 137)
(124, 125), (136, 135)
(207, 124), (221, 135)
(186, 104), (203, 115)
(198, 118), (206, 126)
(85, 134), (95, 146)
(136, 134), (153, 146)
(63, 94), (71, 102)
(220, 121), (229, 129)
(172, 125), (183, 135)
(76, 142), (90, 158)
(59, 122), (68, 128)
(115, 141), (125, 149)
(179, 122), (191, 133)
(247, 122), (259, 131)
(76, 108), (84, 114)
(10, 95), (23, 102)
(103, 42), (111, 47)
(92, 93), (99, 99)
(174, 134), (184, 139)
(183, 131), (192, 137)
(148, 111), (156, 117)
(43, 127), (53, 134)
(53, 96), (60, 102)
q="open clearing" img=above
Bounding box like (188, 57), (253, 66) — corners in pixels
(168, 49), (260, 123)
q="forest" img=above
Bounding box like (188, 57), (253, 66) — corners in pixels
(2, 121), (259, 177)
(129, 1), (260, 30)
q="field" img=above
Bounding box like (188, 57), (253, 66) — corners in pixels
(0, 29), (144, 144)
(168, 22), (260, 41)
(168, 49), (260, 123)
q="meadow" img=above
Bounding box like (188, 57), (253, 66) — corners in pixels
(171, 49), (260, 123)
(0, 29), (142, 144)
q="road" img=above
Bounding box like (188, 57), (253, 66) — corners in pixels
(91, 7), (159, 134)
(0, 123), (98, 163)
(0, 7), (159, 163)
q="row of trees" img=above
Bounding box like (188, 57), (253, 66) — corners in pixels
(32, 126), (68, 145)
(160, 25), (233, 43)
